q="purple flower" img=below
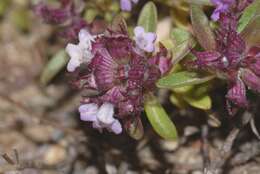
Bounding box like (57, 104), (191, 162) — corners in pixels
(70, 25), (171, 134)
(65, 29), (95, 72)
(149, 44), (171, 74)
(211, 0), (235, 21)
(34, 1), (71, 24)
(34, 0), (88, 40)
(192, 29), (245, 72)
(191, 14), (260, 115)
(134, 26), (156, 53)
(79, 103), (122, 134)
(120, 0), (139, 11)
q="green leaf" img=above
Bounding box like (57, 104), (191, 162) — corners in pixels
(40, 50), (69, 85)
(144, 94), (178, 140)
(10, 8), (31, 31)
(241, 14), (260, 47)
(190, 4), (216, 50)
(161, 39), (175, 50)
(171, 28), (191, 44)
(84, 8), (98, 23)
(171, 28), (196, 64)
(183, 0), (212, 6)
(172, 85), (194, 94)
(238, 0), (260, 33)
(170, 94), (187, 109)
(0, 0), (9, 16)
(171, 83), (212, 110)
(137, 1), (158, 32)
(183, 94), (211, 110)
(157, 71), (215, 89)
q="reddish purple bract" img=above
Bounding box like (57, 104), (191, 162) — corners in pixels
(71, 26), (171, 133)
(192, 7), (259, 115)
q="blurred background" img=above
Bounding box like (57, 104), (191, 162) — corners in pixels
(0, 0), (260, 174)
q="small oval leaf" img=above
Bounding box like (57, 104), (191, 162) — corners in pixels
(172, 85), (194, 94)
(237, 0), (260, 33)
(84, 8), (98, 23)
(40, 50), (69, 85)
(170, 94), (187, 109)
(137, 1), (158, 32)
(144, 94), (178, 140)
(157, 71), (215, 89)
(190, 4), (216, 50)
(171, 28), (196, 64)
(241, 15), (260, 48)
(184, 0), (212, 6)
(183, 94), (212, 110)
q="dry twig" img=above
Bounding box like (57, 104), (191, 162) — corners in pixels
(204, 111), (253, 174)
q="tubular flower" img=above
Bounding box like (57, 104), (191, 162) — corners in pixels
(120, 0), (139, 11)
(79, 103), (122, 134)
(211, 0), (236, 21)
(65, 29), (95, 72)
(67, 26), (171, 134)
(191, 14), (260, 115)
(134, 26), (157, 53)
(210, 0), (253, 21)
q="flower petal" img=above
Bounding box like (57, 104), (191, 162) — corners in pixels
(144, 32), (156, 43)
(78, 29), (95, 49)
(110, 120), (123, 134)
(144, 43), (155, 53)
(66, 43), (82, 60)
(79, 103), (98, 121)
(210, 0), (235, 21)
(97, 103), (115, 125)
(67, 57), (81, 72)
(134, 26), (156, 53)
(120, 0), (132, 11)
(134, 26), (145, 37)
(211, 10), (221, 21)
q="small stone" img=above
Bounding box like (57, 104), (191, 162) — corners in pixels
(105, 163), (117, 174)
(138, 146), (160, 170)
(192, 170), (203, 174)
(24, 125), (55, 143)
(160, 139), (179, 151)
(184, 126), (199, 136)
(85, 166), (99, 174)
(43, 145), (66, 165)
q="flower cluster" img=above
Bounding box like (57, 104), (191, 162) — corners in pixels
(66, 25), (171, 134)
(211, 0), (235, 21)
(34, 0), (87, 40)
(210, 0), (254, 21)
(192, 12), (260, 115)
